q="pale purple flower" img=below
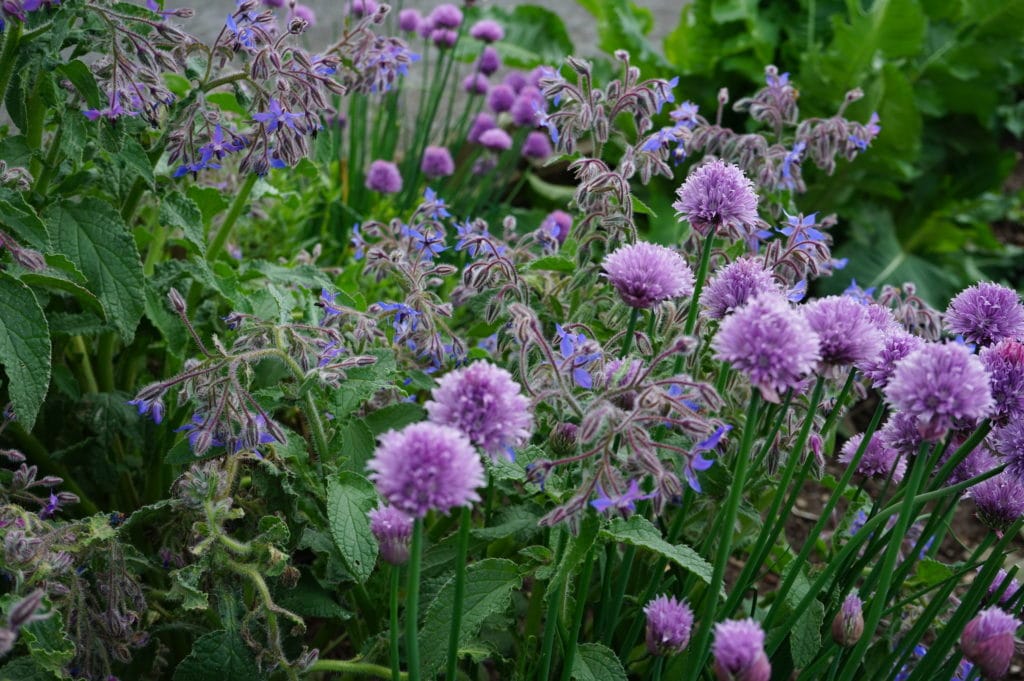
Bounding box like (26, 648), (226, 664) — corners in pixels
(831, 592), (864, 647)
(980, 339), (1024, 424)
(884, 342), (994, 441)
(479, 128), (513, 152)
(365, 160), (402, 194)
(878, 412), (923, 458)
(989, 569), (1022, 605)
(802, 295), (884, 369)
(504, 71), (528, 94)
(521, 131), (552, 160)
(424, 361), (533, 460)
(367, 422), (484, 517)
(467, 112), (496, 143)
(478, 46), (501, 76)
(469, 19), (504, 43)
(510, 87), (545, 127)
(942, 439), (998, 487)
(463, 72), (489, 95)
(945, 282), (1024, 347)
(700, 256), (780, 320)
(487, 84), (516, 113)
(590, 480), (653, 514)
(602, 242), (695, 309)
(397, 8), (421, 32)
(347, 0), (376, 16)
(857, 328), (924, 389)
(291, 3), (314, 25)
(712, 293), (821, 403)
(83, 90), (137, 121)
(839, 433), (905, 481)
(961, 606), (1020, 679)
(644, 595), (694, 655)
(431, 28), (458, 48)
(993, 421), (1024, 479)
(421, 146), (455, 179)
(428, 3), (462, 29)
(971, 472), (1024, 531)
(368, 505), (413, 565)
(673, 160), (760, 239)
(712, 619), (771, 681)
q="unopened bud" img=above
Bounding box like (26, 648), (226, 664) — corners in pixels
(831, 593), (864, 647)
(961, 606), (1020, 680)
(549, 423), (579, 458)
(167, 288), (187, 315)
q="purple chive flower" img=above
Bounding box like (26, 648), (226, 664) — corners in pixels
(510, 87), (545, 127)
(421, 145), (455, 179)
(857, 328), (924, 390)
(463, 72), (489, 95)
(989, 569), (1022, 605)
(884, 342), (994, 441)
(970, 472), (1024, 531)
(478, 46), (501, 76)
(504, 71), (528, 93)
(945, 282), (1024, 347)
(673, 160), (760, 239)
(591, 480), (654, 514)
(424, 361), (533, 460)
(712, 293), (822, 403)
(521, 131), (553, 160)
(347, 0), (377, 17)
(700, 256), (780, 320)
(831, 592), (864, 647)
(431, 28), (457, 48)
(878, 411), (924, 458)
(960, 606), (1020, 680)
(253, 99), (302, 132)
(993, 421), (1024, 479)
(980, 339), (1024, 424)
(542, 211), (572, 246)
(367, 422), (484, 517)
(644, 595), (694, 655)
(467, 112), (496, 143)
(839, 433), (905, 482)
(469, 19), (504, 42)
(365, 160), (402, 194)
(397, 8), (421, 32)
(368, 505), (413, 565)
(487, 84), (516, 113)
(428, 3), (462, 29)
(712, 619), (771, 681)
(602, 242), (695, 309)
(291, 3), (315, 25)
(802, 295), (884, 370)
(479, 128), (513, 152)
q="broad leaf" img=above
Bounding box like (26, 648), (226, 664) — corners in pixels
(326, 472), (378, 583)
(172, 630), (264, 681)
(160, 191), (205, 258)
(790, 599), (824, 669)
(601, 515), (713, 585)
(0, 273), (51, 429)
(571, 643), (627, 681)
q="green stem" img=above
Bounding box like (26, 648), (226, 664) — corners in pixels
(557, 545), (596, 681)
(406, 520), (424, 681)
(32, 124), (62, 197)
(70, 336), (99, 394)
(310, 659), (407, 680)
(538, 532), (568, 681)
(621, 307), (641, 357)
(97, 333), (116, 393)
(0, 22), (23, 108)
(652, 656), (665, 681)
(302, 390), (329, 477)
(686, 393), (761, 681)
(391, 565), (402, 681)
(207, 173), (258, 263)
(445, 506), (472, 681)
(601, 544), (635, 642)
(683, 235), (714, 337)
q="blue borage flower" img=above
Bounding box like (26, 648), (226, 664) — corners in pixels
(128, 395), (165, 425)
(849, 112), (881, 150)
(375, 302), (422, 350)
(590, 480), (654, 514)
(401, 223), (446, 260)
(351, 223), (366, 260)
(176, 412), (278, 456)
(253, 98), (303, 133)
(225, 11), (257, 50)
(83, 90), (138, 122)
(653, 76), (679, 114)
(683, 425), (731, 493)
(554, 324), (601, 389)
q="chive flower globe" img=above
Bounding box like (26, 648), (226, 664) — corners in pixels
(521, 131), (553, 160)
(980, 339), (1024, 424)
(365, 159), (402, 194)
(970, 472), (1024, 531)
(673, 159), (760, 238)
(960, 606), (1021, 679)
(469, 19), (504, 42)
(421, 145), (454, 179)
(839, 433), (905, 482)
(802, 295), (884, 369)
(857, 328), (924, 390)
(367, 422), (484, 517)
(397, 8), (421, 32)
(479, 128), (513, 152)
(944, 282), (1024, 347)
(712, 293), (821, 403)
(700, 256), (780, 320)
(643, 594), (694, 656)
(992, 421), (1024, 479)
(712, 618), (771, 681)
(884, 342), (993, 441)
(367, 505), (413, 565)
(601, 241), (695, 309)
(425, 361), (533, 461)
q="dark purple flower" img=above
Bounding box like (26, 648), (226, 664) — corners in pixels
(980, 339), (1024, 424)
(397, 8), (421, 32)
(879, 412), (923, 458)
(884, 342), (993, 441)
(673, 160), (760, 239)
(467, 112), (497, 143)
(945, 282), (1024, 347)
(960, 606), (1020, 679)
(365, 160), (402, 193)
(367, 422), (484, 517)
(712, 619), (771, 681)
(478, 46), (501, 76)
(644, 595), (694, 655)
(428, 3), (462, 29)
(504, 71), (528, 93)
(839, 433), (905, 481)
(602, 242), (695, 309)
(700, 257), (779, 320)
(712, 293), (821, 403)
(425, 361), (533, 460)
(488, 84), (516, 113)
(591, 480), (654, 514)
(463, 72), (489, 95)
(802, 295), (884, 370)
(479, 128), (512, 152)
(521, 131), (552, 160)
(421, 145), (455, 179)
(368, 505), (413, 565)
(253, 99), (302, 133)
(347, 0), (376, 17)
(469, 19), (503, 43)
(831, 592), (864, 647)
(971, 472), (1024, 531)
(857, 328), (924, 390)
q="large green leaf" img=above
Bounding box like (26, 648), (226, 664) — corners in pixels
(0, 273), (51, 429)
(46, 198), (144, 342)
(0, 188), (48, 250)
(20, 610), (74, 674)
(160, 191), (205, 258)
(790, 599), (824, 669)
(418, 558), (523, 676)
(326, 472), (378, 583)
(571, 643), (628, 681)
(0, 657), (60, 681)
(475, 5), (574, 68)
(172, 630), (264, 681)
(600, 515), (713, 585)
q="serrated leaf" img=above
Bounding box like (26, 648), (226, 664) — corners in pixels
(0, 188), (48, 250)
(173, 630), (264, 681)
(46, 198), (144, 342)
(120, 136), (155, 188)
(168, 564), (210, 611)
(419, 558), (523, 676)
(186, 186), (229, 228)
(0, 657), (59, 681)
(916, 558), (954, 586)
(571, 643), (627, 681)
(277, 573), (352, 620)
(790, 599), (824, 669)
(546, 516), (599, 600)
(0, 273), (51, 429)
(20, 610), (73, 674)
(326, 472), (378, 583)
(56, 60), (102, 109)
(470, 504), (541, 541)
(601, 515), (713, 585)
(340, 418), (375, 472)
(18, 266), (103, 315)
(161, 191), (205, 257)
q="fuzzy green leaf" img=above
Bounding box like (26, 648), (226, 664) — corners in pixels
(571, 643), (627, 681)
(172, 630), (264, 681)
(20, 611), (73, 675)
(601, 515), (713, 585)
(790, 599), (824, 669)
(0, 273), (51, 429)
(326, 472), (378, 583)
(161, 191), (205, 257)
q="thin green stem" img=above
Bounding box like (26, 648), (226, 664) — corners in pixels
(621, 307), (641, 357)
(97, 333), (116, 393)
(390, 565), (402, 681)
(538, 532), (568, 681)
(601, 544), (635, 642)
(557, 545), (596, 681)
(683, 235), (714, 337)
(70, 336), (99, 394)
(445, 506), (472, 681)
(207, 173), (258, 263)
(406, 520), (424, 681)
(310, 659), (407, 680)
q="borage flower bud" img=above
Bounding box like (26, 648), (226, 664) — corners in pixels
(961, 606), (1020, 680)
(549, 422), (578, 457)
(368, 505), (413, 565)
(643, 595), (693, 655)
(712, 618), (771, 681)
(831, 592), (864, 647)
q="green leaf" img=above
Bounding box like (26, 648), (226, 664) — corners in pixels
(0, 187), (49, 250)
(277, 573), (352, 620)
(571, 643), (628, 681)
(326, 472), (378, 583)
(16, 256), (103, 316)
(186, 186), (229, 228)
(470, 504), (542, 541)
(161, 191), (205, 257)
(546, 515), (599, 600)
(600, 515), (713, 585)
(526, 255), (576, 273)
(173, 630), (264, 681)
(526, 172), (576, 203)
(0, 657), (60, 681)
(46, 198), (145, 342)
(0, 273), (51, 429)
(419, 558), (523, 675)
(477, 5), (574, 68)
(205, 92), (249, 117)
(20, 610), (73, 675)
(340, 418), (376, 472)
(364, 402), (425, 436)
(57, 60), (102, 109)
(916, 558), (954, 586)
(168, 563), (210, 611)
(120, 136), (155, 188)
(790, 599), (824, 669)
